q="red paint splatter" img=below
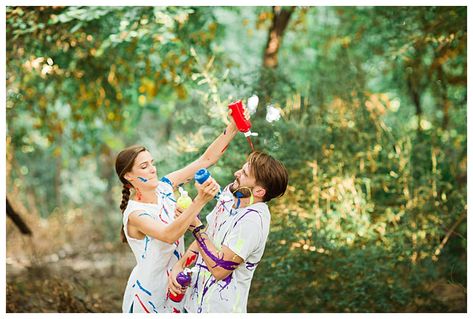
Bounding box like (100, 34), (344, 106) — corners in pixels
(221, 143), (229, 153)
(134, 294), (150, 313)
(246, 136), (255, 152)
(172, 307), (181, 313)
(159, 213), (168, 224)
(184, 253), (197, 267)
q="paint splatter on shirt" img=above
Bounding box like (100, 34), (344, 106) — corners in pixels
(184, 185), (271, 313)
(121, 178), (185, 313)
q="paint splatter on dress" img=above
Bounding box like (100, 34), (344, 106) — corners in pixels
(121, 177), (185, 313)
(184, 186), (270, 313)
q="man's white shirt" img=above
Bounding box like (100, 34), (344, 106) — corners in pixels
(184, 186), (271, 313)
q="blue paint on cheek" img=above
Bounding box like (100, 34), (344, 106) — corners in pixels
(138, 176), (148, 182)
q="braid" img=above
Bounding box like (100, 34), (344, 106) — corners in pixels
(115, 145), (146, 243)
(120, 184), (131, 243)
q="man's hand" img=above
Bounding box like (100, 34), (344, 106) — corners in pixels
(227, 104), (250, 130)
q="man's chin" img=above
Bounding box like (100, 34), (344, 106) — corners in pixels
(229, 181), (238, 193)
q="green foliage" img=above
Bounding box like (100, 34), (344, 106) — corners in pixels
(6, 6), (466, 312)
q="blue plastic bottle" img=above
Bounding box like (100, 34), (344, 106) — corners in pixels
(195, 168), (222, 199)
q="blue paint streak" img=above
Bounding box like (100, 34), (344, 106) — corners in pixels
(160, 176), (174, 187)
(148, 301), (158, 313)
(173, 249), (181, 260)
(138, 212), (155, 219)
(136, 280), (152, 296)
(141, 236), (151, 259)
(159, 191), (177, 203)
(138, 176), (148, 182)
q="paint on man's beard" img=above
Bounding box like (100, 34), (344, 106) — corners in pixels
(232, 187), (252, 198)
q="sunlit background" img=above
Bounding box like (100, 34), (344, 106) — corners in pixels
(6, 6), (466, 312)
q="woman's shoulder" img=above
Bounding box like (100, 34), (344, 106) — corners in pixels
(156, 177), (177, 204)
(124, 200), (157, 215)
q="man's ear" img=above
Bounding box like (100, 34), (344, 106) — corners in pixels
(253, 186), (266, 199)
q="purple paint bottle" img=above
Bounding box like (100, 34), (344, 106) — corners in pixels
(169, 268), (192, 302)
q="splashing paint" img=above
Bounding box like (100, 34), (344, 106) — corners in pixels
(194, 233), (239, 271)
(138, 176), (148, 182)
(246, 136), (255, 152)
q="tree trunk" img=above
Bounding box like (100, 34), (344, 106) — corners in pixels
(256, 6), (296, 120)
(437, 65), (450, 130)
(262, 6), (296, 68)
(6, 198), (32, 235)
(406, 72), (423, 131)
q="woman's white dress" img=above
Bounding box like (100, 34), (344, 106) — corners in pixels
(121, 178), (185, 313)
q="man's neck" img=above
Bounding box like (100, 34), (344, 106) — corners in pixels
(232, 196), (262, 209)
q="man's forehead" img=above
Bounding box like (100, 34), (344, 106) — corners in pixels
(242, 162), (251, 174)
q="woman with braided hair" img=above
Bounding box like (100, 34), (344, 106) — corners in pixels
(115, 109), (247, 313)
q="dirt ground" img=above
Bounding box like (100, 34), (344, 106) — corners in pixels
(6, 209), (466, 313)
(6, 240), (133, 312)
(6, 208), (136, 313)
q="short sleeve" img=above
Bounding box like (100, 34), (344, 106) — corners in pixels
(156, 177), (176, 202)
(223, 210), (264, 261)
(159, 176), (174, 190)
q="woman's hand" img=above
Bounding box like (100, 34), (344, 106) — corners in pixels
(168, 263), (185, 297)
(194, 178), (220, 204)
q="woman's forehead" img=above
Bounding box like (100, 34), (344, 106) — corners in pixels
(135, 150), (153, 164)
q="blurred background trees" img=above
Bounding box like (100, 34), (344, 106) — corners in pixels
(6, 6), (466, 312)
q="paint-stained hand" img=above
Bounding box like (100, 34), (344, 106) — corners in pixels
(168, 263), (186, 296)
(194, 178), (220, 204)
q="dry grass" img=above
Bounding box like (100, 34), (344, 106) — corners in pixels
(6, 205), (133, 313)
